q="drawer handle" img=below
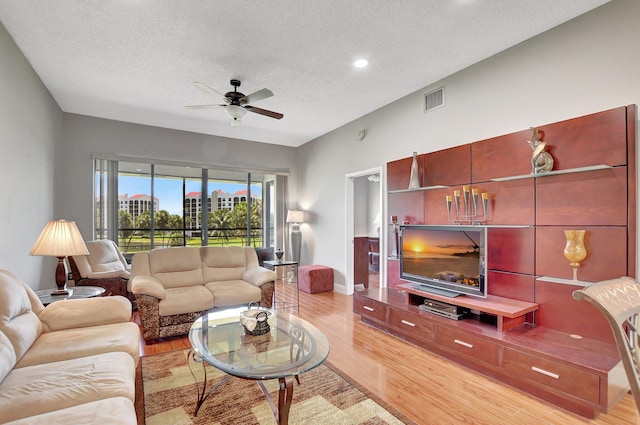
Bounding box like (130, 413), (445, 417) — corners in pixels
(454, 339), (474, 349)
(363, 306), (374, 312)
(401, 320), (416, 327)
(531, 366), (560, 380)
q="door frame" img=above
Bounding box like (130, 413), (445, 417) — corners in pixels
(344, 166), (386, 295)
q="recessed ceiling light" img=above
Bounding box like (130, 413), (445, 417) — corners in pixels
(354, 59), (369, 68)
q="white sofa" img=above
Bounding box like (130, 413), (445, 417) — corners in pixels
(131, 246), (276, 343)
(0, 270), (140, 424)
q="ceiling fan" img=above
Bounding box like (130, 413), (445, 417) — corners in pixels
(185, 79), (284, 126)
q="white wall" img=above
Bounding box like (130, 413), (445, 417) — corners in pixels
(295, 0), (640, 289)
(58, 114), (298, 243)
(0, 23), (63, 288)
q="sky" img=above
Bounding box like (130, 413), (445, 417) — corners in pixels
(118, 176), (262, 215)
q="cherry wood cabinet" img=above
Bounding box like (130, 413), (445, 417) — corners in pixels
(376, 105), (637, 418)
(354, 288), (627, 418)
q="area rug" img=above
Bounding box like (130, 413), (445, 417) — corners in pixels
(140, 349), (416, 425)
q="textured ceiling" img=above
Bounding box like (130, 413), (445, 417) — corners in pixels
(0, 0), (609, 147)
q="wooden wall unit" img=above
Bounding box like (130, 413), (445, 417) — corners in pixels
(368, 105), (637, 418)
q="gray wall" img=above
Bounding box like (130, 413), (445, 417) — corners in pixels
(0, 23), (63, 288)
(295, 0), (640, 291)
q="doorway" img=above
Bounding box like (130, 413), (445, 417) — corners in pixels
(345, 167), (385, 295)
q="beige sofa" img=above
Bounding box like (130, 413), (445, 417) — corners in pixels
(0, 269), (140, 424)
(131, 246), (276, 343)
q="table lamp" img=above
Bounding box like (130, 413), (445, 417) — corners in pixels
(30, 219), (89, 295)
(286, 210), (304, 263)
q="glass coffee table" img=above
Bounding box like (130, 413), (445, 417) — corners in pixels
(188, 307), (330, 425)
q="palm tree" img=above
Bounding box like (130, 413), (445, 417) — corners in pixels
(118, 210), (134, 250)
(209, 209), (231, 246)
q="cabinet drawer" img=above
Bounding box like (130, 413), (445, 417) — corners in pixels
(354, 297), (387, 322)
(503, 348), (599, 404)
(388, 307), (435, 341)
(435, 326), (500, 366)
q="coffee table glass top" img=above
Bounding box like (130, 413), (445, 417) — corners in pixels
(189, 307), (329, 380)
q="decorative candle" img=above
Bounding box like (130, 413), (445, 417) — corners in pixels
(453, 190), (460, 197)
(482, 192), (489, 200)
(446, 195), (452, 202)
(472, 188), (479, 195)
(463, 185), (470, 193)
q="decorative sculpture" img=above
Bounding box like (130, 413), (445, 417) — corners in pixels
(408, 152), (420, 189)
(446, 186), (489, 225)
(527, 127), (554, 174)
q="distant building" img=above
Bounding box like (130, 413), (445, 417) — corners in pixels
(118, 193), (159, 224)
(184, 190), (259, 229)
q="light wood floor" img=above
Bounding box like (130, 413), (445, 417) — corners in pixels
(136, 281), (640, 424)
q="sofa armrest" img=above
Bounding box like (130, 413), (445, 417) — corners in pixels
(242, 266), (277, 287)
(39, 295), (132, 332)
(131, 275), (166, 299)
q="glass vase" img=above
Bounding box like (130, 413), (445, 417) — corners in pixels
(408, 152), (420, 189)
(563, 230), (587, 280)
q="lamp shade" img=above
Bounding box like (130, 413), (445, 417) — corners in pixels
(286, 210), (304, 224)
(30, 220), (89, 257)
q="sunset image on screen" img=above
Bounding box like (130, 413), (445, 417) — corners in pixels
(401, 228), (480, 287)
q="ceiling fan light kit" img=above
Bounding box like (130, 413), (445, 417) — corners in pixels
(186, 79), (283, 127)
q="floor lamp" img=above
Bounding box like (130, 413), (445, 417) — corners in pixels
(287, 210), (304, 263)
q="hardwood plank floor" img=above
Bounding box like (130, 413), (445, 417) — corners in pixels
(134, 281), (640, 424)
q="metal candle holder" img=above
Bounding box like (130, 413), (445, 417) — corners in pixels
(446, 186), (489, 225)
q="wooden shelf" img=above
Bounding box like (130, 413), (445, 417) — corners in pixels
(489, 164), (611, 182)
(387, 185), (447, 194)
(536, 276), (592, 287)
(398, 283), (538, 332)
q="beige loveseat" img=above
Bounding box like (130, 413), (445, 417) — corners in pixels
(0, 269), (140, 424)
(131, 246), (276, 343)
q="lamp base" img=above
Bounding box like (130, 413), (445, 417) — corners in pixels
(51, 289), (70, 296)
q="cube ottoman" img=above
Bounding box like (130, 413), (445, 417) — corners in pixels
(298, 265), (334, 293)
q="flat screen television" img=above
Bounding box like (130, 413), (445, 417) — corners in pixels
(399, 225), (487, 298)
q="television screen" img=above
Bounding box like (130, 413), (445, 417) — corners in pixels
(399, 225), (487, 298)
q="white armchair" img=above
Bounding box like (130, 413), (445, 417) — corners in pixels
(68, 240), (132, 300)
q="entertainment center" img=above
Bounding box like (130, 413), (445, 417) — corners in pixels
(354, 105), (637, 418)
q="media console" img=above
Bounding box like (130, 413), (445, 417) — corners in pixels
(353, 287), (628, 418)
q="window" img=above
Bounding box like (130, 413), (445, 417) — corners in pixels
(94, 158), (285, 258)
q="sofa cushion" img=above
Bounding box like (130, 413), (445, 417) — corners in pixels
(159, 286), (214, 316)
(149, 247), (203, 288)
(202, 246), (247, 282)
(15, 322), (140, 368)
(3, 396), (136, 425)
(205, 280), (262, 308)
(0, 351), (135, 423)
(0, 332), (17, 386)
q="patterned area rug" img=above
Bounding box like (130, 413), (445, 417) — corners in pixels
(140, 349), (416, 425)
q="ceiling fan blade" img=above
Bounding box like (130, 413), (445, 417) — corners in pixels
(244, 105), (284, 120)
(184, 104), (225, 109)
(192, 82), (227, 100)
(241, 88), (274, 104)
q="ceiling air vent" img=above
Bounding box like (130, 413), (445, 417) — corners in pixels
(424, 86), (444, 112)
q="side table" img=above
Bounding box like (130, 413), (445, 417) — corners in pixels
(263, 260), (299, 314)
(36, 286), (106, 306)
